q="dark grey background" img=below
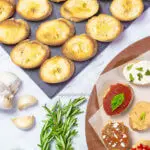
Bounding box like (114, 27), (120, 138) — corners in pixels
(2, 0), (150, 98)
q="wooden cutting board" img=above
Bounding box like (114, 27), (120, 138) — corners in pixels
(85, 37), (150, 150)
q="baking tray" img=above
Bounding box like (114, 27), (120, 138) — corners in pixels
(1, 0), (150, 98)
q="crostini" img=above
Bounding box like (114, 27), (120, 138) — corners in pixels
(103, 83), (134, 116)
(102, 121), (130, 150)
(86, 14), (123, 42)
(58, 18), (75, 37)
(0, 0), (15, 22)
(51, 0), (66, 2)
(129, 101), (150, 131)
(110, 0), (144, 21)
(10, 40), (50, 69)
(132, 140), (150, 150)
(123, 60), (150, 85)
(40, 56), (75, 84)
(0, 19), (30, 45)
(16, 0), (52, 21)
(60, 0), (99, 22)
(62, 34), (97, 61)
(36, 18), (75, 46)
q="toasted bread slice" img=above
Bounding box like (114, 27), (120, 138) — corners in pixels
(0, 0), (15, 22)
(36, 19), (74, 46)
(132, 140), (150, 148)
(7, 0), (15, 5)
(10, 40), (50, 69)
(51, 0), (66, 2)
(102, 122), (130, 150)
(40, 56), (75, 84)
(16, 0), (52, 21)
(123, 60), (150, 85)
(62, 34), (97, 61)
(110, 0), (144, 21)
(58, 18), (75, 37)
(129, 101), (150, 131)
(60, 5), (83, 22)
(60, 0), (99, 22)
(103, 83), (134, 116)
(0, 19), (30, 45)
(86, 14), (123, 42)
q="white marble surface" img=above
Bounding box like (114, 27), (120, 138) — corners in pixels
(0, 8), (150, 150)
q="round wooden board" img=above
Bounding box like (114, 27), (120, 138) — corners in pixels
(85, 37), (150, 150)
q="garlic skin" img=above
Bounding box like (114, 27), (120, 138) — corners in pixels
(17, 95), (38, 110)
(0, 72), (21, 110)
(0, 72), (21, 94)
(0, 82), (13, 109)
(12, 116), (35, 130)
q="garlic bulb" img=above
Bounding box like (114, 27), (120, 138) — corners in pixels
(12, 116), (35, 130)
(0, 72), (21, 94)
(0, 82), (13, 109)
(17, 95), (38, 110)
(0, 72), (21, 109)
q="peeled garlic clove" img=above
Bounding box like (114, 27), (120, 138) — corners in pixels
(0, 72), (21, 94)
(12, 116), (35, 130)
(0, 82), (13, 109)
(17, 95), (38, 110)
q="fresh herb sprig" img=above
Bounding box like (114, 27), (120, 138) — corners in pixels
(38, 97), (86, 150)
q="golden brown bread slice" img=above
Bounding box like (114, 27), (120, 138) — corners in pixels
(51, 0), (66, 2)
(132, 140), (150, 148)
(0, 0), (15, 22)
(58, 18), (75, 37)
(62, 34), (98, 61)
(0, 18), (30, 45)
(16, 0), (52, 21)
(129, 101), (150, 131)
(86, 14), (123, 42)
(40, 56), (75, 84)
(110, 0), (144, 21)
(36, 18), (75, 46)
(10, 40), (50, 69)
(102, 121), (130, 150)
(60, 0), (99, 22)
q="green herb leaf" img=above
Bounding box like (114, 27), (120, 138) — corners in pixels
(127, 64), (133, 71)
(137, 73), (143, 81)
(38, 97), (86, 150)
(129, 73), (134, 82)
(140, 112), (146, 121)
(145, 70), (150, 76)
(136, 67), (143, 72)
(111, 93), (125, 112)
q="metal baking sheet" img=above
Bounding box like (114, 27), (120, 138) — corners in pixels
(1, 0), (150, 98)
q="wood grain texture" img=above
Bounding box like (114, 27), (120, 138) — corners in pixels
(85, 36), (150, 150)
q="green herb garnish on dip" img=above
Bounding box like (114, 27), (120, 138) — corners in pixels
(111, 93), (124, 111)
(129, 73), (134, 82)
(137, 73), (143, 81)
(127, 64), (133, 71)
(140, 112), (146, 121)
(145, 69), (150, 76)
(136, 67), (143, 72)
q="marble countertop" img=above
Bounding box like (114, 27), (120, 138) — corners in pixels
(0, 8), (150, 150)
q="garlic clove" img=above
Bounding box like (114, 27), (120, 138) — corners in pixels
(12, 116), (35, 130)
(17, 95), (38, 110)
(0, 72), (21, 94)
(0, 82), (13, 109)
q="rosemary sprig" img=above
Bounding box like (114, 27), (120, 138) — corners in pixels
(38, 97), (86, 150)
